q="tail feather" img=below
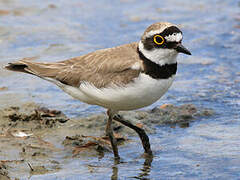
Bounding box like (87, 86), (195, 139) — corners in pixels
(5, 60), (60, 78)
(5, 62), (32, 74)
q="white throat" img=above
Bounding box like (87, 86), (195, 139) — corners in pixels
(138, 41), (178, 66)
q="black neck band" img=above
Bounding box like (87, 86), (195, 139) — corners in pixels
(137, 48), (177, 79)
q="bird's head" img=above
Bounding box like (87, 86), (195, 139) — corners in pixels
(139, 22), (191, 65)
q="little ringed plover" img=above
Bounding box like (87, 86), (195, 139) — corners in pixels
(5, 22), (191, 160)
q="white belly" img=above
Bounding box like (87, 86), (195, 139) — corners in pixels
(58, 73), (175, 111)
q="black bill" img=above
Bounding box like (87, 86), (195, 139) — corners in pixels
(175, 43), (191, 55)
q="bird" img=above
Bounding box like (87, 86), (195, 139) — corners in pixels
(5, 22), (191, 160)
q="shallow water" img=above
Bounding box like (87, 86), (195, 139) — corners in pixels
(0, 0), (239, 179)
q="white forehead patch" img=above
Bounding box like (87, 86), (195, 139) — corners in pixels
(165, 33), (182, 42)
(145, 29), (165, 38)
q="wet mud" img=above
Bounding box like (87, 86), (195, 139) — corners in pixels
(0, 102), (213, 179)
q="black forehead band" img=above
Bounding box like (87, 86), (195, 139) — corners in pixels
(142, 26), (182, 50)
(159, 26), (182, 37)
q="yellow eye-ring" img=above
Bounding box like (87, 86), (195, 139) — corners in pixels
(153, 35), (164, 45)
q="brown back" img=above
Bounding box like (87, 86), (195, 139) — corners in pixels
(6, 42), (143, 88)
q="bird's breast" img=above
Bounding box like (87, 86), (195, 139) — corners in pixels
(78, 73), (175, 111)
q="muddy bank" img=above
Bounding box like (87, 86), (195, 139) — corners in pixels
(0, 102), (213, 179)
(0, 162), (10, 180)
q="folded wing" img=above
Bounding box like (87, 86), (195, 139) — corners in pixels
(5, 42), (143, 88)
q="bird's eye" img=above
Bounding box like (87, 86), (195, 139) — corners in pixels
(153, 35), (164, 45)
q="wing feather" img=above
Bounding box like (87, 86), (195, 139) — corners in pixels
(55, 42), (142, 88)
(6, 42), (143, 88)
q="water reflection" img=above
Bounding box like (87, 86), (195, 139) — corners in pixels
(111, 165), (118, 180)
(138, 156), (153, 179)
(111, 155), (153, 180)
